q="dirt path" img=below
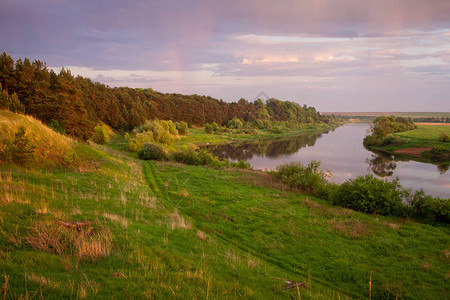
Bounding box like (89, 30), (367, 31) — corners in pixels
(393, 147), (431, 158)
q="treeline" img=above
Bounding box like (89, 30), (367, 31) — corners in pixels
(0, 52), (336, 140)
(412, 116), (450, 123)
(340, 115), (450, 123)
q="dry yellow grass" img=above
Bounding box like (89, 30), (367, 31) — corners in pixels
(329, 219), (368, 238)
(0, 111), (76, 167)
(195, 230), (208, 241)
(383, 221), (400, 230)
(26, 273), (60, 289)
(26, 221), (113, 262)
(166, 208), (191, 230)
(102, 212), (128, 228)
(179, 189), (190, 197)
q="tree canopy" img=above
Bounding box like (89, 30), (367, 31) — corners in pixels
(0, 52), (334, 140)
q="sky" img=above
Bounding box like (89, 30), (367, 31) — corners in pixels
(1, 0), (450, 112)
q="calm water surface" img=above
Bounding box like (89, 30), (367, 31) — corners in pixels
(208, 123), (450, 198)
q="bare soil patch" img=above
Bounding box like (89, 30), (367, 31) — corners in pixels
(394, 147), (431, 158)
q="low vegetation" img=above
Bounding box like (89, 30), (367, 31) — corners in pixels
(274, 163), (449, 224)
(275, 161), (330, 196)
(333, 175), (407, 217)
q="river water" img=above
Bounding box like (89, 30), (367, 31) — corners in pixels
(207, 123), (450, 198)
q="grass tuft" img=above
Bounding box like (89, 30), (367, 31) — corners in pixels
(166, 208), (191, 230)
(26, 221), (113, 262)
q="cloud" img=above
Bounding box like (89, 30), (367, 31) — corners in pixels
(1, 0), (449, 111)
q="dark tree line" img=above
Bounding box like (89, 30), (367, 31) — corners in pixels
(0, 52), (332, 140)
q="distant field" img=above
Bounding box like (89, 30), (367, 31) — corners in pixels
(416, 122), (450, 126)
(323, 112), (450, 118)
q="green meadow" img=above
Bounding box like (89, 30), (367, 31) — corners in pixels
(0, 112), (449, 299)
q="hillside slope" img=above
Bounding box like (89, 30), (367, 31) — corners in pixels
(0, 112), (449, 299)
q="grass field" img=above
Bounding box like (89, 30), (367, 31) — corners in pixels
(324, 112), (450, 118)
(1, 112), (449, 299)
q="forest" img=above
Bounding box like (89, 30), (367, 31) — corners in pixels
(0, 52), (335, 141)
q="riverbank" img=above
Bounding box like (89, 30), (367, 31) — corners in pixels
(365, 124), (450, 166)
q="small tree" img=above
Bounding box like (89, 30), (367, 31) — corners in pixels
(48, 119), (66, 135)
(205, 123), (214, 133)
(8, 93), (25, 114)
(0, 83), (8, 109)
(10, 126), (36, 166)
(175, 121), (189, 135)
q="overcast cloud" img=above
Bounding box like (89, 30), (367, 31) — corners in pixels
(1, 0), (449, 111)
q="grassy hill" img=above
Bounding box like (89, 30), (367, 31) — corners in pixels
(0, 112), (449, 299)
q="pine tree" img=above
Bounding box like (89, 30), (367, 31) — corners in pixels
(11, 125), (36, 166)
(8, 93), (25, 114)
(0, 52), (15, 92)
(0, 83), (8, 109)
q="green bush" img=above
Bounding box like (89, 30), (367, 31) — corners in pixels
(175, 121), (189, 135)
(170, 148), (202, 165)
(136, 131), (154, 143)
(137, 143), (167, 161)
(126, 137), (142, 152)
(438, 131), (450, 143)
(275, 161), (330, 195)
(91, 125), (110, 144)
(379, 134), (405, 146)
(333, 175), (407, 216)
(430, 145), (447, 155)
(160, 120), (178, 135)
(271, 126), (284, 134)
(227, 118), (244, 129)
(205, 123), (214, 133)
(408, 190), (450, 224)
(170, 148), (229, 168)
(134, 119), (176, 145)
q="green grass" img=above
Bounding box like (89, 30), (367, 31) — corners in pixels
(393, 125), (450, 151)
(1, 114), (449, 299)
(154, 163), (450, 299)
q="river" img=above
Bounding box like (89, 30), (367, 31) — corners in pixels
(207, 123), (450, 198)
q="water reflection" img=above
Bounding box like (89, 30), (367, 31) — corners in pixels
(206, 131), (325, 161)
(366, 152), (397, 177)
(366, 151), (448, 177)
